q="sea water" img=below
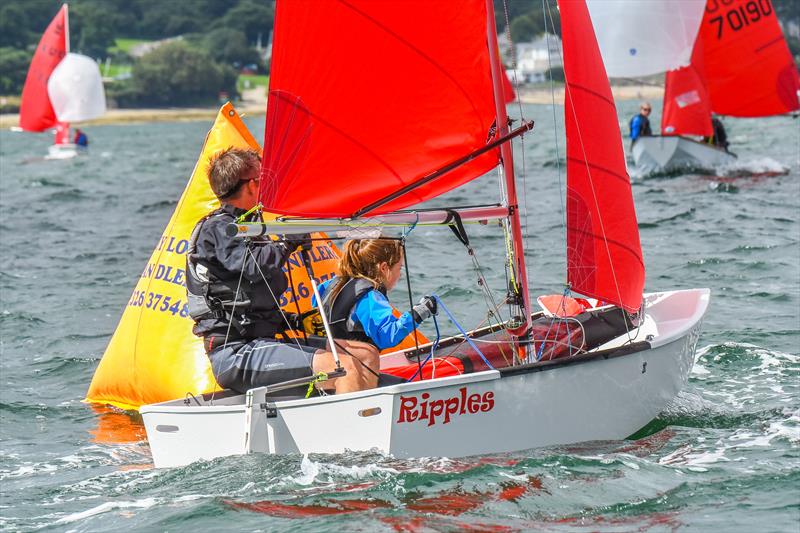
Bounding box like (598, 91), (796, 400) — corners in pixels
(0, 100), (798, 531)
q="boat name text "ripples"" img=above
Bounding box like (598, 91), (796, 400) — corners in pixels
(397, 387), (495, 426)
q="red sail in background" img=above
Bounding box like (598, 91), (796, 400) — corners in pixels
(19, 5), (68, 132)
(502, 67), (516, 103)
(698, 0), (799, 117)
(559, 0), (644, 313)
(661, 40), (712, 137)
(260, 0), (500, 217)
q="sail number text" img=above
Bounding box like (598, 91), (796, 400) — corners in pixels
(707, 0), (774, 40)
(128, 290), (190, 317)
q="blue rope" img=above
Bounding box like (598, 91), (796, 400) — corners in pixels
(433, 294), (495, 370)
(402, 213), (419, 238)
(405, 294), (495, 382)
(406, 313), (441, 382)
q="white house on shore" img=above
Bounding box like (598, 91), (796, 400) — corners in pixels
(502, 33), (563, 84)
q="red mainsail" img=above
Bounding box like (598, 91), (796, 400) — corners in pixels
(560, 0), (645, 313)
(661, 40), (713, 137)
(259, 0), (500, 217)
(698, 0), (799, 117)
(19, 5), (68, 132)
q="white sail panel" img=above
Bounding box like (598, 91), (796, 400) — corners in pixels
(47, 53), (107, 122)
(586, 0), (705, 77)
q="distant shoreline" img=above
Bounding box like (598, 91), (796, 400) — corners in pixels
(0, 85), (664, 129)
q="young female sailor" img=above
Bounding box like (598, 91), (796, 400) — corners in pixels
(314, 239), (437, 351)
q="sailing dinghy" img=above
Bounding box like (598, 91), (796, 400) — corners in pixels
(589, 0), (799, 175)
(18, 4), (106, 160)
(139, 0), (710, 469)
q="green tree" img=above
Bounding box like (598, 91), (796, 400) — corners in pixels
(130, 40), (237, 106)
(70, 3), (117, 59)
(0, 47), (32, 94)
(0, 4), (33, 48)
(215, 0), (274, 43)
(202, 28), (260, 66)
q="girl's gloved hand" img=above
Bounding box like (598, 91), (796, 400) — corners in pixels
(412, 295), (437, 323)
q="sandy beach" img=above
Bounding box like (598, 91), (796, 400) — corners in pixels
(0, 85), (664, 129)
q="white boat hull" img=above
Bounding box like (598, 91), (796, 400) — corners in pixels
(141, 288), (709, 468)
(632, 135), (735, 174)
(46, 143), (86, 160)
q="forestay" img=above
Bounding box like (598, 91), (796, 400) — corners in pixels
(586, 0), (705, 78)
(259, 0), (501, 217)
(561, 0), (645, 313)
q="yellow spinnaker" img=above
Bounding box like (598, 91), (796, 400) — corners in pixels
(86, 104), (259, 409)
(86, 103), (426, 411)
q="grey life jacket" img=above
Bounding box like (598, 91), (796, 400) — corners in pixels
(320, 277), (385, 346)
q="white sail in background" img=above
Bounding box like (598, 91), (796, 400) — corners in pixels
(586, 0), (705, 78)
(47, 53), (107, 122)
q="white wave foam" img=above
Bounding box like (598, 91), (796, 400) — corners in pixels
(294, 454), (320, 486)
(715, 157), (790, 177)
(53, 497), (158, 525)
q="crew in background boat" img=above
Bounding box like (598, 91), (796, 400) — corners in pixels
(313, 239), (437, 351)
(73, 128), (88, 147)
(704, 116), (729, 152)
(186, 148), (380, 394)
(629, 102), (653, 144)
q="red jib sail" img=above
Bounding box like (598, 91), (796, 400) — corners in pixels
(19, 5), (68, 132)
(560, 0), (645, 313)
(662, 40), (713, 137)
(259, 1), (499, 217)
(698, 0), (799, 117)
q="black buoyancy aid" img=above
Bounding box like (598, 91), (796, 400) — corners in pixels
(320, 277), (385, 346)
(186, 210), (249, 321)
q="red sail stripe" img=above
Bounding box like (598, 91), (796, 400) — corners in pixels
(559, 0), (645, 313)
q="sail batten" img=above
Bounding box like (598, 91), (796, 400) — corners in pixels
(259, 0), (501, 217)
(560, 0), (645, 314)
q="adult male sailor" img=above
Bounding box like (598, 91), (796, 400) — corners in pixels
(186, 148), (380, 394)
(629, 102), (653, 144)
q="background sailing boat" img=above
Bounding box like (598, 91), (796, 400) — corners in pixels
(17, 4), (106, 160)
(588, 0), (799, 175)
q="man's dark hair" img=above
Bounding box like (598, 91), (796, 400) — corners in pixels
(208, 148), (261, 200)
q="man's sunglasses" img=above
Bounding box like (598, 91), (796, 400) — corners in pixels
(219, 176), (259, 200)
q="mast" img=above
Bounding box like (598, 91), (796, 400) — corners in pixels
(484, 0), (532, 337)
(64, 4), (70, 54)
(62, 4), (71, 144)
